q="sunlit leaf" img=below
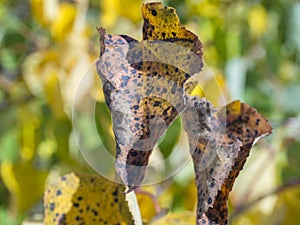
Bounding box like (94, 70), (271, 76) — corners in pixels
(44, 173), (134, 225)
(30, 0), (49, 27)
(136, 188), (157, 223)
(100, 0), (141, 27)
(51, 2), (76, 41)
(1, 160), (48, 214)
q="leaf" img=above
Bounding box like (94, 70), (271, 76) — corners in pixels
(273, 186), (300, 225)
(51, 2), (76, 41)
(182, 99), (272, 224)
(135, 189), (157, 223)
(30, 0), (49, 27)
(44, 173), (135, 225)
(96, 2), (203, 190)
(1, 160), (48, 214)
(100, 0), (141, 27)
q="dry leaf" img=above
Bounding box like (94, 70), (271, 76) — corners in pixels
(96, 2), (272, 224)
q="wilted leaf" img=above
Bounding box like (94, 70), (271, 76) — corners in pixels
(96, 2), (203, 190)
(44, 173), (134, 225)
(96, 2), (272, 224)
(182, 99), (272, 224)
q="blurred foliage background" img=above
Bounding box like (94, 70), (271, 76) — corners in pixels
(0, 0), (300, 224)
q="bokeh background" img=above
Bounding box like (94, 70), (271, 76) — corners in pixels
(1, 0), (300, 224)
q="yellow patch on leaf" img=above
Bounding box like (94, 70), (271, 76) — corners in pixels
(44, 173), (134, 225)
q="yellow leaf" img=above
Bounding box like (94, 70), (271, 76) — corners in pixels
(44, 73), (67, 119)
(248, 5), (268, 37)
(1, 160), (48, 213)
(100, 0), (141, 27)
(190, 0), (220, 18)
(30, 0), (48, 27)
(182, 179), (197, 211)
(272, 186), (300, 225)
(20, 118), (39, 161)
(190, 72), (228, 107)
(150, 211), (195, 225)
(44, 173), (134, 225)
(51, 3), (76, 41)
(136, 189), (157, 223)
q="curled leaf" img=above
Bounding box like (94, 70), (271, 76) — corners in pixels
(182, 99), (272, 224)
(96, 2), (203, 190)
(96, 2), (272, 224)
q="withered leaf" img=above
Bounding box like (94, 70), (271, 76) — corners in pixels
(96, 2), (272, 225)
(96, 2), (203, 191)
(182, 99), (272, 225)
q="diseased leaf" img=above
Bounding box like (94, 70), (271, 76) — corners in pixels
(96, 2), (203, 191)
(182, 99), (272, 224)
(96, 2), (272, 224)
(44, 173), (134, 225)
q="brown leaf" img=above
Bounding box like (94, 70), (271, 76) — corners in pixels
(96, 2), (203, 191)
(182, 99), (272, 225)
(96, 3), (272, 225)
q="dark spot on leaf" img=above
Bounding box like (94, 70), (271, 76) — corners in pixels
(151, 9), (157, 16)
(50, 202), (55, 211)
